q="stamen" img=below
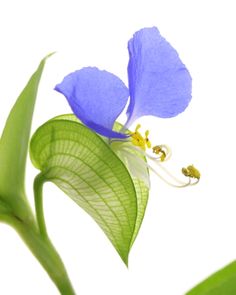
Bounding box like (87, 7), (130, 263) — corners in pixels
(152, 145), (166, 161)
(112, 124), (200, 188)
(122, 144), (195, 188)
(182, 165), (200, 182)
(148, 164), (191, 188)
(145, 130), (152, 148)
(130, 124), (151, 150)
(149, 145), (172, 161)
(150, 158), (188, 186)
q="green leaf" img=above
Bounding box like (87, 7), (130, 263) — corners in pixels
(0, 54), (53, 211)
(30, 116), (138, 265)
(186, 261), (236, 295)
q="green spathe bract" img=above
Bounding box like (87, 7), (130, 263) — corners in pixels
(30, 116), (138, 264)
(44, 115), (150, 249)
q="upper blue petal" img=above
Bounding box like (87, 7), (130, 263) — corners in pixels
(55, 67), (129, 138)
(126, 27), (192, 127)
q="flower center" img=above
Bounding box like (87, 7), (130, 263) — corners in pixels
(128, 124), (200, 188)
(130, 124), (151, 150)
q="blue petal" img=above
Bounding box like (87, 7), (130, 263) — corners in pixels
(55, 67), (129, 138)
(126, 27), (192, 127)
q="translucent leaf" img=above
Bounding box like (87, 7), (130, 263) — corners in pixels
(51, 115), (149, 247)
(111, 141), (150, 188)
(0, 54), (52, 220)
(30, 117), (137, 264)
(186, 261), (236, 295)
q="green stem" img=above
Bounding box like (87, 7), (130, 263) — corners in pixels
(0, 213), (76, 295)
(34, 173), (48, 239)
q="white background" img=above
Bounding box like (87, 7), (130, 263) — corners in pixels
(0, 0), (236, 294)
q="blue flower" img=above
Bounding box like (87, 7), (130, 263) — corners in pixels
(55, 27), (192, 139)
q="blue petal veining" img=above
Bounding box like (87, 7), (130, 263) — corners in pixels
(126, 27), (192, 127)
(55, 67), (129, 138)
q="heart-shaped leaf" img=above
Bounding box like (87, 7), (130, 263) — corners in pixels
(186, 261), (236, 295)
(54, 115), (150, 247)
(30, 116), (138, 264)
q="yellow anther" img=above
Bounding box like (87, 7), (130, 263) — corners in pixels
(182, 165), (200, 180)
(135, 124), (141, 132)
(145, 130), (152, 148)
(152, 145), (166, 161)
(152, 145), (161, 154)
(131, 130), (146, 150)
(131, 124), (152, 150)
